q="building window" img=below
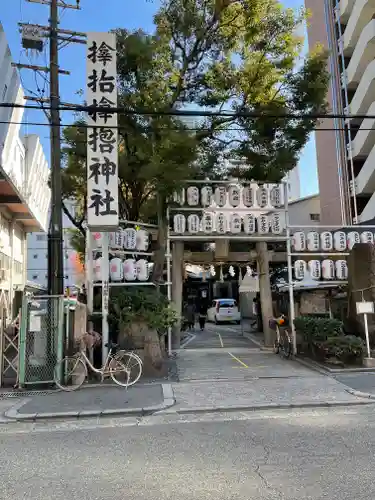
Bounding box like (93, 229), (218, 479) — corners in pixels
(36, 234), (46, 241)
(310, 213), (320, 222)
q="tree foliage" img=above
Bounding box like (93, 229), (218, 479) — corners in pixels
(62, 0), (329, 267)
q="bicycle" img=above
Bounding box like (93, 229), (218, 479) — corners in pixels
(54, 340), (143, 392)
(270, 315), (293, 359)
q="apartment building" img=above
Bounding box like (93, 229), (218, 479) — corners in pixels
(0, 22), (50, 316)
(305, 0), (375, 224)
(27, 199), (85, 291)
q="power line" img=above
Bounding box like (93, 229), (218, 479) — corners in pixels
(0, 101), (375, 121)
(1, 119), (374, 134)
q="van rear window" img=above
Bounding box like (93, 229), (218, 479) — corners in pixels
(219, 300), (237, 307)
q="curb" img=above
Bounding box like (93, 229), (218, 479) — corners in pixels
(4, 384), (176, 422)
(294, 356), (375, 374)
(345, 388), (375, 400)
(160, 399), (375, 415)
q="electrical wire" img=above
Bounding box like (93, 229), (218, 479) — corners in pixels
(0, 101), (375, 121)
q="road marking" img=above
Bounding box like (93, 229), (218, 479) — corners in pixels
(228, 352), (249, 368)
(218, 333), (224, 348)
(180, 334), (197, 348)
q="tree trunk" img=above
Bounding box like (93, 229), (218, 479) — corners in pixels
(256, 241), (274, 347)
(143, 328), (164, 375)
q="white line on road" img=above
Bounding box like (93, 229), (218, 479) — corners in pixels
(218, 333), (224, 347)
(180, 334), (197, 348)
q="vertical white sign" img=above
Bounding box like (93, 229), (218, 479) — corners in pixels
(86, 32), (118, 229)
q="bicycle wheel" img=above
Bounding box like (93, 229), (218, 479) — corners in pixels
(273, 326), (280, 354)
(54, 356), (87, 391)
(280, 329), (292, 359)
(110, 351), (142, 387)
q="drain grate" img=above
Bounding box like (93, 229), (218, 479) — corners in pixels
(0, 390), (55, 399)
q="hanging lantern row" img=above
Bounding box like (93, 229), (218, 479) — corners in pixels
(294, 260), (348, 281)
(92, 229), (150, 252)
(93, 257), (150, 282)
(173, 185), (284, 208)
(173, 212), (284, 234)
(292, 230), (374, 252)
(207, 265), (253, 277)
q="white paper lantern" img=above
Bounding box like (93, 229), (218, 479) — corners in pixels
(173, 214), (186, 233)
(270, 213), (282, 234)
(242, 186), (254, 207)
(333, 231), (346, 251)
(187, 214), (200, 233)
(246, 266), (252, 276)
(244, 213), (255, 234)
(93, 257), (102, 281)
(347, 231), (360, 250)
(258, 215), (269, 234)
(228, 185), (241, 207)
(256, 186), (268, 208)
(136, 259), (149, 281)
(361, 231), (374, 244)
(109, 257), (123, 282)
(322, 259), (335, 280)
(269, 185), (283, 208)
(124, 228), (137, 250)
(202, 213), (213, 233)
(123, 259), (137, 281)
(294, 260), (306, 280)
(308, 260), (321, 280)
(214, 186), (227, 207)
(109, 230), (124, 249)
(335, 260), (348, 280)
(215, 213), (227, 233)
(92, 232), (103, 248)
(173, 189), (185, 205)
(307, 231), (320, 252)
(320, 231), (333, 252)
(229, 265), (235, 277)
(229, 213), (242, 233)
(210, 265), (216, 276)
(186, 186), (200, 206)
(201, 186), (213, 206)
(136, 229), (149, 252)
(292, 231), (306, 251)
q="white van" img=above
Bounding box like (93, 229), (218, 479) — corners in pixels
(207, 298), (241, 324)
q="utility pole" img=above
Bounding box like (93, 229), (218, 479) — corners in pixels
(20, 0), (83, 295)
(48, 0), (64, 296)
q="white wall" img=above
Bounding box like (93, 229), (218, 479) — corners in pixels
(27, 199), (84, 290)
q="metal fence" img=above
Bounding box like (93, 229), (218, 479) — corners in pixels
(18, 295), (64, 388)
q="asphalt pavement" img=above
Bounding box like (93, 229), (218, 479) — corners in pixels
(2, 405), (375, 499)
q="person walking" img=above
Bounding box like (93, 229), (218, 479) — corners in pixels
(184, 301), (196, 330)
(198, 302), (208, 331)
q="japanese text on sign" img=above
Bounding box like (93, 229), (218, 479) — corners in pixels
(86, 32), (118, 229)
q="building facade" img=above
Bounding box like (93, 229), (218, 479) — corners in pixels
(305, 0), (375, 225)
(27, 199), (84, 291)
(0, 22), (50, 317)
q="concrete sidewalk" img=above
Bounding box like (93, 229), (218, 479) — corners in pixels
(3, 384), (175, 421)
(163, 376), (374, 414)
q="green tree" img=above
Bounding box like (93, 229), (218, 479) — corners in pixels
(62, 0), (329, 280)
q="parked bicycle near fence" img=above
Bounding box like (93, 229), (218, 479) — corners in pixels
(270, 315), (292, 359)
(54, 336), (143, 391)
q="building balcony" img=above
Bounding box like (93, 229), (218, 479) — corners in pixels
(345, 20), (375, 87)
(349, 58), (375, 117)
(337, 0), (355, 23)
(342, 0), (375, 53)
(0, 133), (50, 232)
(351, 102), (375, 159)
(355, 144), (375, 196)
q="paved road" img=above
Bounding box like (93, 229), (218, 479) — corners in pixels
(182, 322), (258, 349)
(2, 405), (375, 499)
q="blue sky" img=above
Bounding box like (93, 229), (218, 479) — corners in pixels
(1, 0), (317, 197)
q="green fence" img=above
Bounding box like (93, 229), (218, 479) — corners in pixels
(18, 295), (64, 388)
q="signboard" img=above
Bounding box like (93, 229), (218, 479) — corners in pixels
(356, 302), (374, 315)
(86, 32), (119, 229)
